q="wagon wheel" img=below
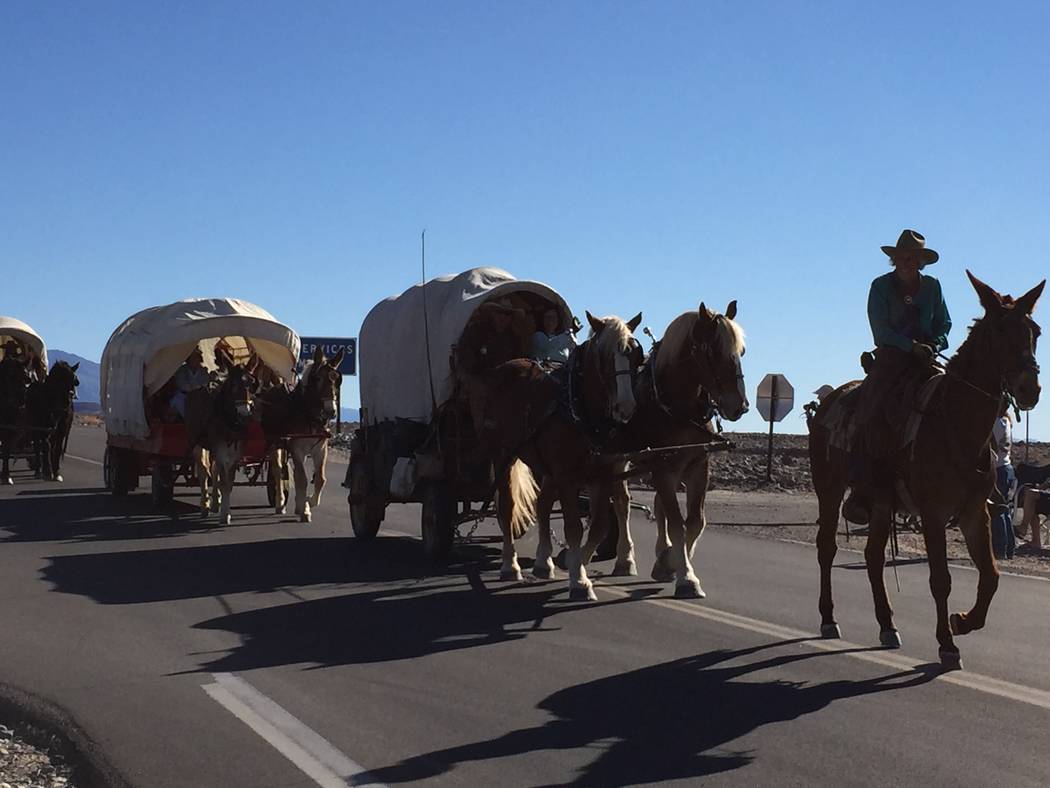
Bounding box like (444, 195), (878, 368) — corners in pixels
(421, 482), (455, 562)
(347, 456), (384, 541)
(151, 461), (175, 507)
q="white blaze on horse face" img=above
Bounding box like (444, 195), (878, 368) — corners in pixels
(612, 351), (636, 423)
(732, 355), (749, 417)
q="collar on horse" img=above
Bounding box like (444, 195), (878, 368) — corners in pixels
(550, 341), (622, 450)
(646, 340), (719, 430)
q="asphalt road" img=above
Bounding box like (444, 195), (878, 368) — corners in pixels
(2, 426), (1050, 787)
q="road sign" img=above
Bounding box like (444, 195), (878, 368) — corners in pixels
(756, 373), (794, 423)
(299, 337), (357, 376)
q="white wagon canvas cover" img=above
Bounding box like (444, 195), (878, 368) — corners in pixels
(359, 267), (571, 425)
(101, 298), (300, 439)
(0, 316), (47, 369)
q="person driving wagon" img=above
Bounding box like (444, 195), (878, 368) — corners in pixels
(843, 229), (952, 525)
(169, 346), (210, 420)
(530, 306), (576, 366)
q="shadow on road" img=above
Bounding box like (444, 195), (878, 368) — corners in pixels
(361, 640), (937, 786)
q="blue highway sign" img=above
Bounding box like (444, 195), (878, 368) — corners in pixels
(298, 337), (357, 376)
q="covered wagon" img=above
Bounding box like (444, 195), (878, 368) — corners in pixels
(100, 298), (300, 506)
(346, 267), (573, 559)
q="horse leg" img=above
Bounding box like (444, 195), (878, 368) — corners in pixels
(291, 443), (311, 522)
(921, 508), (960, 669)
(653, 474), (703, 598)
(651, 493), (674, 582)
(196, 449), (211, 516)
(308, 440), (328, 510)
(33, 434), (43, 479)
(611, 480), (636, 576)
(561, 484), (595, 601)
(950, 500), (1000, 637)
(579, 482), (611, 566)
(815, 472), (845, 638)
(533, 476), (557, 580)
(1, 434), (11, 484)
(271, 447), (287, 514)
(496, 471), (523, 582)
(682, 460), (711, 575)
(218, 454), (234, 525)
(865, 504), (900, 647)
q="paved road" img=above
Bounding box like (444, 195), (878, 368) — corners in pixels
(2, 426), (1050, 787)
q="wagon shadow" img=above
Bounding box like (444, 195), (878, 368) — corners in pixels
(362, 641), (937, 786)
(1, 490), (291, 543)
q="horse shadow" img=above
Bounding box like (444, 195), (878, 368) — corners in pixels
(360, 640), (938, 786)
(1, 489), (294, 544)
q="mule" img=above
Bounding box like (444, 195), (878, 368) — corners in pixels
(26, 361), (80, 482)
(0, 356), (30, 484)
(195, 365), (257, 524)
(540, 302), (748, 598)
(260, 347), (344, 522)
(809, 271), (1043, 669)
(476, 312), (644, 600)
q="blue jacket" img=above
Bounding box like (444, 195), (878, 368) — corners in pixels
(867, 271), (951, 352)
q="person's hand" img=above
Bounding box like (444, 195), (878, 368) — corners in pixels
(911, 342), (936, 363)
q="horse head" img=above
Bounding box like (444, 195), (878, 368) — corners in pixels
(302, 346), (343, 422)
(689, 301), (749, 421)
(967, 271), (1044, 410)
(48, 361), (80, 406)
(220, 365), (257, 425)
(584, 311), (644, 424)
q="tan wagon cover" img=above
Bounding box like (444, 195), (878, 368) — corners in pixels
(359, 267), (571, 425)
(0, 316), (47, 369)
(101, 298), (300, 439)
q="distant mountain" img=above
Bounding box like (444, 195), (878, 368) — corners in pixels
(50, 350), (101, 407)
(340, 407), (360, 423)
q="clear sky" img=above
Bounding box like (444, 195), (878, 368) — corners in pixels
(3, 2), (1048, 436)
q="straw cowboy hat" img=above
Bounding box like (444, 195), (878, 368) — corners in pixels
(881, 229), (939, 265)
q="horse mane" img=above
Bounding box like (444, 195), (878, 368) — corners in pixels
(299, 360), (315, 386)
(589, 315), (635, 355)
(655, 310), (746, 373)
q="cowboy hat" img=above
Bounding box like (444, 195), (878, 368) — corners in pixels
(881, 229), (938, 265)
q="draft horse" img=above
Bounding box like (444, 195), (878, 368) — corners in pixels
(477, 312), (644, 601)
(261, 347), (344, 522)
(26, 361), (80, 482)
(809, 271), (1043, 669)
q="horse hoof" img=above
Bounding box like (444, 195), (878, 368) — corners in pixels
(612, 561), (638, 577)
(650, 565), (674, 583)
(275, 507), (286, 515)
(569, 585), (597, 602)
(879, 629), (903, 649)
(820, 623), (842, 639)
(53, 474), (63, 483)
(500, 568), (524, 582)
(674, 580), (706, 600)
(532, 564), (555, 581)
(939, 649), (963, 671)
(553, 549), (569, 571)
(1, 477), (11, 486)
(300, 512), (311, 523)
(221, 515), (231, 525)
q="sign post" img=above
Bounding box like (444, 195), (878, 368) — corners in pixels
(298, 337), (357, 435)
(756, 373), (794, 482)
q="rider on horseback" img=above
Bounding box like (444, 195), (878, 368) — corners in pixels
(842, 229), (952, 525)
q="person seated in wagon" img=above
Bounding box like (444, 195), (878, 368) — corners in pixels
(456, 297), (529, 434)
(842, 229), (952, 525)
(169, 346), (210, 420)
(530, 306), (576, 366)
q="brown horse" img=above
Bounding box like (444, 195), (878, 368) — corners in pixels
(0, 355), (31, 484)
(809, 271), (1043, 669)
(26, 360), (80, 482)
(549, 302), (748, 598)
(477, 312), (644, 600)
(195, 365), (257, 524)
(260, 347), (344, 522)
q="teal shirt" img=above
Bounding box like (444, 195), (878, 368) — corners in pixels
(867, 271), (951, 352)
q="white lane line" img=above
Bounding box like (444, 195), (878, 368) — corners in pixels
(202, 673), (387, 788)
(65, 453), (103, 466)
(597, 585), (1050, 712)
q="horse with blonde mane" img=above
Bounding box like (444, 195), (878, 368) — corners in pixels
(809, 272), (1042, 669)
(542, 302), (748, 598)
(475, 311), (644, 600)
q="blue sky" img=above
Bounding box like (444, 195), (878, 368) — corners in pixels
(3, 2), (1049, 436)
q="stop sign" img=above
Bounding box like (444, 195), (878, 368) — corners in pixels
(757, 373), (794, 423)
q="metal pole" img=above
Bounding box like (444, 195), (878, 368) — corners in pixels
(336, 384), (342, 435)
(766, 376), (777, 482)
(1026, 411), (1030, 465)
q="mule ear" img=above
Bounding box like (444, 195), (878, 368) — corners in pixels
(626, 313), (642, 332)
(967, 270), (1004, 312)
(697, 302), (716, 321)
(331, 348), (345, 368)
(312, 346), (324, 365)
(1015, 280), (1047, 315)
(71, 362), (79, 372)
(586, 311), (604, 334)
(725, 300), (738, 321)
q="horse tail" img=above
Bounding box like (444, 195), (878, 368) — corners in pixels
(508, 459), (538, 540)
